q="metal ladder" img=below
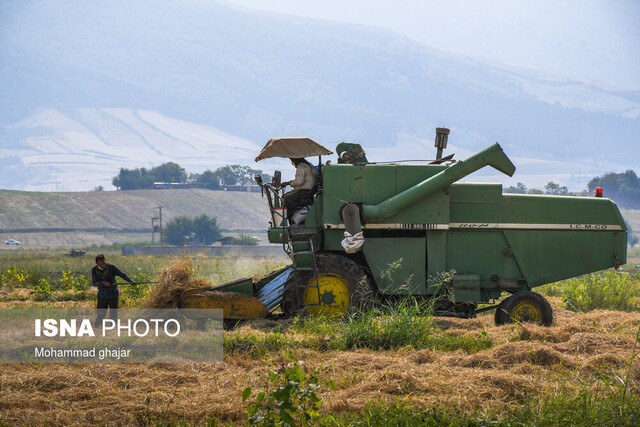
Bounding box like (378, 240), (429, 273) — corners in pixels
(294, 236), (322, 307)
(284, 228), (322, 307)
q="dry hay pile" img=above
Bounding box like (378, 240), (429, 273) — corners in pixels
(3, 301), (640, 425)
(142, 258), (211, 308)
(142, 257), (265, 309)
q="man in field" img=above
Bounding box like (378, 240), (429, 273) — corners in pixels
(91, 254), (135, 327)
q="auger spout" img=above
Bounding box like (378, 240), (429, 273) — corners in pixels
(362, 143), (515, 222)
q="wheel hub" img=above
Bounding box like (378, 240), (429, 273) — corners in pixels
(512, 301), (541, 323)
(304, 274), (350, 318)
(321, 291), (335, 305)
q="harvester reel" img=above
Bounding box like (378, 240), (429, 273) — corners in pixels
(282, 253), (374, 318)
(494, 291), (553, 327)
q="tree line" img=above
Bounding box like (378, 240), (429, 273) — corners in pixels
(162, 214), (259, 246)
(112, 162), (270, 190)
(587, 170), (640, 210)
(504, 181), (571, 196)
(504, 170), (640, 208)
(505, 171), (640, 246)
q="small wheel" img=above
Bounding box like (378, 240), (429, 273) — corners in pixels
(494, 291), (553, 327)
(494, 298), (508, 325)
(282, 253), (374, 318)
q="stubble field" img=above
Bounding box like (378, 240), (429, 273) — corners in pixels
(1, 248), (640, 425)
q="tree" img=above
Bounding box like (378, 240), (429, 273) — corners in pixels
(163, 216), (192, 245)
(212, 165), (266, 186)
(212, 165), (240, 186)
(544, 181), (568, 196)
(112, 167), (153, 190)
(527, 188), (544, 195)
(588, 170), (640, 209)
(231, 233), (260, 246)
(151, 162), (187, 183)
(192, 214), (222, 244)
(163, 214), (222, 245)
(192, 165), (269, 189)
(112, 162), (269, 190)
(504, 182), (527, 194)
(194, 170), (220, 189)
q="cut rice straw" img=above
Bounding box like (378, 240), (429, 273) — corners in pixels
(142, 257), (211, 308)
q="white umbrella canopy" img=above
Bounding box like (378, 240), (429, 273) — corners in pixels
(255, 137), (333, 162)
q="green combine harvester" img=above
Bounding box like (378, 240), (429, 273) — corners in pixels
(180, 129), (627, 326)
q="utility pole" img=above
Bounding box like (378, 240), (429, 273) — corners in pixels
(151, 216), (160, 244)
(158, 206), (163, 246)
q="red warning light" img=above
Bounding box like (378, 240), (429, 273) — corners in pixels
(595, 187), (603, 198)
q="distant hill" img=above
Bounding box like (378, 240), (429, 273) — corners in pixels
(0, 189), (271, 247)
(0, 108), (267, 191)
(1, 0), (638, 192)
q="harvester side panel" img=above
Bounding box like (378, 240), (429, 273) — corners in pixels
(321, 164), (451, 294)
(321, 164), (448, 229)
(425, 231), (447, 293)
(321, 163), (450, 257)
(362, 237), (426, 294)
(447, 190), (627, 293)
(501, 194), (627, 225)
(445, 230), (523, 300)
(395, 166), (450, 224)
(504, 230), (623, 287)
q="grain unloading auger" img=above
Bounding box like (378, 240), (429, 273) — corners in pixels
(181, 131), (627, 326)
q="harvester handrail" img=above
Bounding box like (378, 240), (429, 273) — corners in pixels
(367, 159), (457, 165)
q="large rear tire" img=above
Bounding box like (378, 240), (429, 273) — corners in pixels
(282, 253), (374, 318)
(494, 291), (553, 326)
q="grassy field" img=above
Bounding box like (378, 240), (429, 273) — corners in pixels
(1, 251), (640, 425)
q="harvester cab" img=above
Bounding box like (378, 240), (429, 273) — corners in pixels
(181, 130), (627, 327)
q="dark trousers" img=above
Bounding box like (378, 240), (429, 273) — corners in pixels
(283, 189), (314, 220)
(95, 297), (119, 327)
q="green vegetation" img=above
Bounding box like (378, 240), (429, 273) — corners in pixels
(163, 214), (222, 245)
(232, 233), (260, 246)
(561, 271), (640, 312)
(0, 250), (287, 306)
(504, 170), (640, 206)
(112, 162), (271, 190)
(192, 164), (271, 189)
(112, 162), (187, 190)
(504, 181), (572, 195)
(294, 299), (492, 353)
(243, 352), (329, 425)
(589, 170), (640, 209)
(540, 270), (640, 313)
(224, 299), (492, 357)
(327, 393), (640, 426)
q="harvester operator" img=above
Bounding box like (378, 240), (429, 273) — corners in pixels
(281, 157), (317, 223)
(91, 254), (135, 327)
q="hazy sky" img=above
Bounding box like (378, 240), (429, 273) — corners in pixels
(229, 0), (640, 90)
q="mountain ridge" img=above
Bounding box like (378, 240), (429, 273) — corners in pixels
(0, 0), (638, 191)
